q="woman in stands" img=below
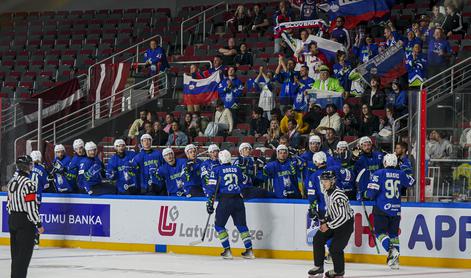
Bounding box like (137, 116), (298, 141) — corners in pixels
(361, 76), (386, 110)
(358, 104), (380, 138)
(340, 103), (358, 137)
(265, 119), (281, 149)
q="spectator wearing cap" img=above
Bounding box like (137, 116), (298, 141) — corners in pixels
(331, 16), (351, 49)
(361, 76), (386, 110)
(303, 102), (323, 132)
(404, 28), (423, 59)
(427, 27), (451, 78)
(218, 38), (238, 66)
(218, 66), (243, 125)
(228, 5), (252, 35)
(166, 122), (189, 146)
(275, 56), (298, 105)
(234, 43), (253, 66)
(273, 1), (293, 53)
(316, 103), (341, 134)
(152, 121), (168, 146)
(442, 3), (464, 37)
(249, 4), (270, 35)
(302, 41), (330, 79)
(386, 80), (408, 116)
(406, 43), (428, 88)
(333, 50), (353, 94)
(358, 104), (380, 137)
(250, 107), (270, 138)
(430, 5), (445, 29)
(340, 103), (358, 137)
(352, 33), (379, 64)
(280, 106), (310, 135)
(322, 128), (340, 155)
(309, 65), (344, 94)
(287, 119), (302, 149)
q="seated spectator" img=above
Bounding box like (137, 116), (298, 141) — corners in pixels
(255, 67), (275, 119)
(287, 119), (302, 149)
(249, 4), (270, 35)
(166, 121), (189, 146)
(386, 80), (408, 116)
(358, 104), (380, 137)
(205, 101), (233, 136)
(430, 5), (446, 29)
(152, 121), (168, 146)
(218, 37), (238, 66)
(442, 3), (464, 37)
(341, 103), (358, 137)
(377, 106), (399, 142)
(426, 130), (453, 159)
(181, 113), (192, 133)
(273, 0), (293, 53)
(163, 113), (175, 134)
(331, 16), (351, 49)
(234, 43), (253, 66)
(228, 5), (252, 35)
(383, 23), (403, 49)
(143, 39), (169, 76)
(250, 107), (270, 138)
(146, 111), (157, 123)
(333, 50), (353, 94)
(322, 128), (340, 156)
(303, 42), (330, 79)
(270, 107), (283, 123)
(275, 56), (298, 105)
(406, 43), (427, 88)
(352, 33), (379, 64)
(361, 76), (386, 110)
(316, 103), (341, 134)
(303, 102), (323, 132)
(218, 66), (243, 124)
(128, 109), (147, 140)
(265, 119), (281, 148)
(138, 122), (155, 143)
(280, 106), (310, 135)
(427, 27), (451, 78)
(180, 113), (202, 138)
(459, 120), (471, 159)
(310, 65), (344, 93)
(404, 28), (423, 59)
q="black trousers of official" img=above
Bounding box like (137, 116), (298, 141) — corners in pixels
(313, 218), (354, 274)
(9, 212), (36, 278)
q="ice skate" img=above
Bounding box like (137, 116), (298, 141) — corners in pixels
(34, 234), (40, 250)
(325, 252), (332, 264)
(220, 248), (233, 260)
(308, 265), (324, 277)
(387, 247), (400, 269)
(241, 248), (255, 259)
(324, 269), (344, 278)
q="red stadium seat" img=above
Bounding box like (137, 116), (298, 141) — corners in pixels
(226, 136), (240, 145)
(241, 136), (255, 145)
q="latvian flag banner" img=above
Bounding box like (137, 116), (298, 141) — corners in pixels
(183, 71), (220, 105)
(89, 63), (131, 118)
(327, 0), (394, 29)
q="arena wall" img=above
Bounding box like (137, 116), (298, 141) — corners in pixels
(0, 193), (470, 269)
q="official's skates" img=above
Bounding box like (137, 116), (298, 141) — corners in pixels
(324, 269), (344, 278)
(325, 252), (332, 264)
(34, 234), (40, 250)
(241, 248), (255, 259)
(387, 247), (400, 269)
(308, 266), (324, 278)
(220, 248), (233, 260)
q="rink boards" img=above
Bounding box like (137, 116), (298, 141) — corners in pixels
(0, 193), (470, 268)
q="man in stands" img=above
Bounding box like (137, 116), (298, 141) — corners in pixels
(275, 56), (298, 105)
(310, 65), (344, 94)
(250, 107), (270, 138)
(273, 0), (292, 53)
(406, 44), (427, 88)
(303, 42), (329, 79)
(218, 66), (243, 125)
(287, 119), (302, 149)
(280, 106), (310, 135)
(144, 39), (169, 76)
(128, 109), (147, 140)
(353, 33), (379, 64)
(152, 121), (168, 146)
(442, 3), (464, 37)
(166, 121), (189, 147)
(250, 4), (270, 35)
(203, 56), (225, 78)
(234, 43), (253, 67)
(427, 27), (451, 78)
(331, 16), (351, 49)
(218, 37), (238, 66)
(322, 128), (340, 156)
(383, 24), (403, 49)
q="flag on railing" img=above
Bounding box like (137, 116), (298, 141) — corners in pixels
(327, 0), (394, 29)
(306, 89), (344, 109)
(183, 71), (221, 105)
(89, 63), (131, 118)
(23, 78), (83, 124)
(354, 44), (406, 86)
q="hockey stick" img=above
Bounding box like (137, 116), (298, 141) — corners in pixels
(356, 168), (380, 254)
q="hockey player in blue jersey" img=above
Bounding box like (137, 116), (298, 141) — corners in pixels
(181, 144), (205, 197)
(259, 144), (302, 199)
(51, 144), (74, 193)
(29, 151), (49, 202)
(206, 150), (255, 260)
(68, 138), (87, 188)
(333, 141), (353, 171)
(78, 142), (114, 195)
(132, 134), (164, 195)
(143, 39), (169, 76)
(394, 142), (412, 175)
(234, 143), (274, 199)
(354, 136), (384, 198)
(365, 154), (415, 269)
(302, 136), (339, 189)
(106, 139), (138, 195)
(154, 147), (186, 196)
(200, 144), (221, 193)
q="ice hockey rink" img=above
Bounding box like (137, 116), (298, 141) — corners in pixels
(1, 247), (470, 278)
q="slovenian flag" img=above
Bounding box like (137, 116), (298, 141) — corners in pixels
(307, 89), (344, 109)
(327, 0), (394, 29)
(183, 71), (221, 105)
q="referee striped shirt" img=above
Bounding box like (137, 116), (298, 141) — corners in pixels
(324, 187), (354, 230)
(7, 171), (42, 228)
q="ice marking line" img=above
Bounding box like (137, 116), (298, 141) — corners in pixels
(348, 270), (471, 278)
(0, 252), (153, 261)
(29, 264), (208, 275)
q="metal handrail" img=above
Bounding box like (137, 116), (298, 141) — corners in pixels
(14, 72), (168, 161)
(391, 113), (409, 150)
(180, 1), (228, 55)
(87, 35), (163, 89)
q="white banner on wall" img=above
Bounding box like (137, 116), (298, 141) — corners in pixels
(0, 195), (470, 261)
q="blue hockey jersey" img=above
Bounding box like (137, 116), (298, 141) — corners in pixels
(366, 168), (415, 216)
(106, 151), (137, 194)
(233, 156), (255, 188)
(155, 158), (187, 196)
(260, 158), (302, 198)
(207, 164), (245, 196)
(354, 151), (384, 193)
(30, 164), (49, 201)
(68, 154), (86, 187)
(51, 155), (74, 193)
(218, 78), (243, 109)
(132, 149), (163, 192)
(352, 43), (379, 64)
(200, 158), (220, 190)
(143, 46), (169, 74)
(181, 159), (204, 195)
(78, 156), (104, 193)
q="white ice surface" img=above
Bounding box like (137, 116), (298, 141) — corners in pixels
(1, 246), (470, 278)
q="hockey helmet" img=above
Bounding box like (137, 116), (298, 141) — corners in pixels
(218, 150), (232, 164)
(383, 153), (398, 168)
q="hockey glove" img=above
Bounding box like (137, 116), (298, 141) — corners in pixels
(308, 202), (319, 221)
(206, 196), (215, 214)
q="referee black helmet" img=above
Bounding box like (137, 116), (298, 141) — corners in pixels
(16, 155), (33, 172)
(320, 170), (336, 181)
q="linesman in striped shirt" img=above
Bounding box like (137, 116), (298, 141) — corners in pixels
(7, 155), (44, 278)
(308, 171), (354, 278)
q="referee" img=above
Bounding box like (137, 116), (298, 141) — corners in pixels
(7, 155), (44, 278)
(308, 171), (354, 278)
